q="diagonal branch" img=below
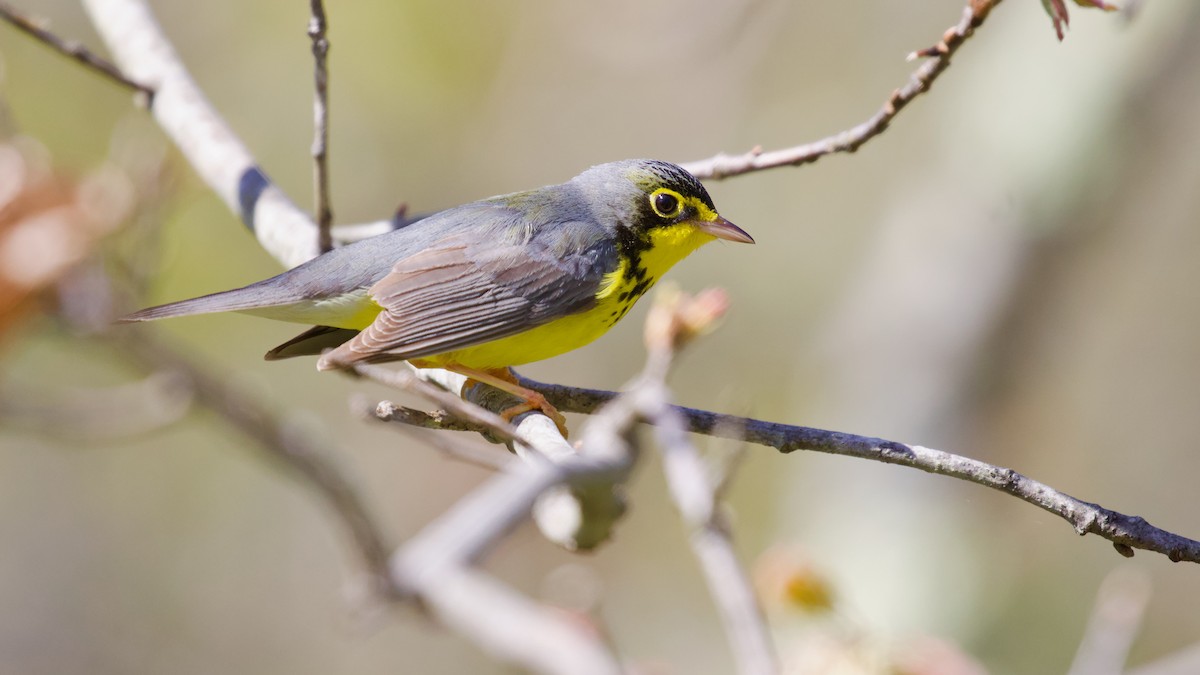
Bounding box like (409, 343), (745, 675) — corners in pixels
(515, 374), (1200, 565)
(413, 566), (623, 675)
(351, 362), (525, 446)
(0, 0), (154, 98)
(681, 0), (1002, 180)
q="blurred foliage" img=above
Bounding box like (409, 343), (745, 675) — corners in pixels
(1, 1), (1199, 673)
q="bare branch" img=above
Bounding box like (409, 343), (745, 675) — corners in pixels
(307, 0), (333, 253)
(0, 1), (154, 99)
(516, 374), (1200, 565)
(412, 565), (623, 675)
(352, 363), (524, 446)
(372, 399), (496, 435)
(368, 400), (514, 471)
(390, 447), (628, 585)
(681, 0), (1002, 180)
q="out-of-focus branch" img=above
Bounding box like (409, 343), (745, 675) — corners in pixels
(680, 0), (1002, 180)
(385, 416), (631, 673)
(636, 289), (778, 675)
(516, 375), (1200, 565)
(363, 362), (626, 552)
(415, 566), (623, 675)
(0, 1), (154, 99)
(1067, 568), (1151, 675)
(0, 371), (191, 441)
(307, 0), (333, 253)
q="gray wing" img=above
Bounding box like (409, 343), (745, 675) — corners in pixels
(318, 218), (617, 368)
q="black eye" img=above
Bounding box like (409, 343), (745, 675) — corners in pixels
(653, 191), (679, 218)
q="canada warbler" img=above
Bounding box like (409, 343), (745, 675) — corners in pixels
(123, 159), (753, 431)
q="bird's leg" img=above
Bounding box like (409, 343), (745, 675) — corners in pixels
(441, 364), (569, 438)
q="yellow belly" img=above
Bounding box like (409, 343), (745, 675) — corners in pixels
(421, 296), (631, 370)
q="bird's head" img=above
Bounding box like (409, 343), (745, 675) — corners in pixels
(572, 159), (754, 247)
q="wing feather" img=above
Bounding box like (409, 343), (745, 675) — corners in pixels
(320, 220), (616, 368)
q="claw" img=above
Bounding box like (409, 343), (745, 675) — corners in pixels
(499, 397), (570, 438)
(442, 364), (571, 438)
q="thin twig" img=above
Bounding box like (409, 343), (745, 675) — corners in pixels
(369, 400), (514, 471)
(373, 399), (496, 435)
(680, 0), (1002, 180)
(0, 0), (154, 99)
(515, 374), (1200, 565)
(351, 363), (524, 445)
(307, 0), (333, 253)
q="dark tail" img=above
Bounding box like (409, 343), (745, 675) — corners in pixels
(264, 325), (358, 360)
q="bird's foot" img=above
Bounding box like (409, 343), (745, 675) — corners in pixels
(497, 395), (570, 439)
(446, 365), (570, 438)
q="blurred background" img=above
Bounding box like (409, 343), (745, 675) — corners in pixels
(2, 0), (1199, 673)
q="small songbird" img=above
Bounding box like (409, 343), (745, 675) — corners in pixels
(123, 159), (753, 432)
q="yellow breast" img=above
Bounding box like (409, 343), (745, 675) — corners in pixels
(425, 223), (716, 370)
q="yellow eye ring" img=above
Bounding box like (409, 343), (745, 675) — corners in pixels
(649, 188), (684, 219)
